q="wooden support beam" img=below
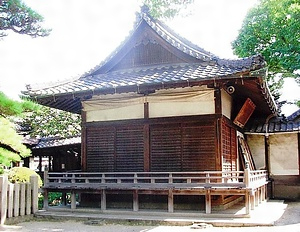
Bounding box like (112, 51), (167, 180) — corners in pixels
(262, 185), (266, 201)
(259, 187), (262, 204)
(168, 189), (174, 213)
(245, 191), (250, 215)
(133, 190), (139, 212)
(43, 188), (49, 210)
(255, 190), (259, 207)
(71, 191), (76, 209)
(205, 189), (211, 214)
(250, 193), (255, 210)
(101, 189), (106, 211)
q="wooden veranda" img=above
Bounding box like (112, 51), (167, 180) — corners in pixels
(43, 167), (268, 216)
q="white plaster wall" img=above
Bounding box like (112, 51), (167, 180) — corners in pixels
(247, 134), (265, 169)
(83, 87), (216, 122)
(269, 133), (299, 175)
(221, 89), (232, 119)
(85, 104), (144, 122)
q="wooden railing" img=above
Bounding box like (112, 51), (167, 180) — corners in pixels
(44, 170), (267, 189)
(43, 169), (268, 215)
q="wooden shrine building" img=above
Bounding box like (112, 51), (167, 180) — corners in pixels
(23, 8), (277, 215)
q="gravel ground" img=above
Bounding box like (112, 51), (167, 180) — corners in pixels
(1, 202), (299, 232)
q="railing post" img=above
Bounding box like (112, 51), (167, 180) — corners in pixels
(71, 174), (76, 184)
(244, 164), (250, 188)
(0, 175), (8, 225)
(168, 173), (172, 184)
(134, 173), (138, 184)
(205, 173), (210, 184)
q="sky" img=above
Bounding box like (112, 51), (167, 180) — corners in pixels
(0, 0), (298, 115)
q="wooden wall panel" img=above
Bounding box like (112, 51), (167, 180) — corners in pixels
(150, 120), (216, 172)
(150, 124), (182, 172)
(86, 127), (115, 172)
(86, 125), (144, 172)
(85, 115), (218, 173)
(182, 124), (216, 171)
(115, 126), (144, 172)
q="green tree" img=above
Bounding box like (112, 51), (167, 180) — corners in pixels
(21, 105), (81, 138)
(0, 92), (36, 169)
(0, 0), (51, 38)
(232, 0), (300, 102)
(143, 0), (194, 19)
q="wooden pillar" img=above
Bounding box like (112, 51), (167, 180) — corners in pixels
(101, 189), (106, 211)
(255, 190), (259, 207)
(250, 192), (255, 210)
(39, 156), (42, 173)
(0, 175), (8, 225)
(133, 190), (139, 212)
(143, 102), (150, 173)
(214, 89), (222, 171)
(262, 185), (266, 201)
(62, 192), (67, 206)
(43, 189), (49, 210)
(259, 187), (262, 204)
(245, 190), (250, 215)
(168, 189), (174, 213)
(81, 111), (87, 171)
(205, 189), (211, 214)
(71, 191), (76, 209)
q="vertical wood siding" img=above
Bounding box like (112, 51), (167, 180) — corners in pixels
(86, 125), (144, 172)
(85, 116), (218, 173)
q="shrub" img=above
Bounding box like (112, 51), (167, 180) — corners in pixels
(8, 167), (43, 187)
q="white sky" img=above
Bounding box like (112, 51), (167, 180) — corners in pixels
(0, 0), (298, 115)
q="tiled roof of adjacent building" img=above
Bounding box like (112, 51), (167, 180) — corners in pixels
(32, 136), (81, 149)
(245, 113), (300, 134)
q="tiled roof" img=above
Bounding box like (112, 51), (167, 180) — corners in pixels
(286, 109), (300, 122)
(21, 8), (273, 115)
(32, 136), (81, 149)
(24, 60), (264, 98)
(246, 115), (300, 134)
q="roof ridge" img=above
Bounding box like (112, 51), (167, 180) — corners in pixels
(80, 6), (218, 79)
(140, 11), (215, 61)
(217, 54), (266, 71)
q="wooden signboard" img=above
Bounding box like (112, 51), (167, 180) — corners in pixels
(233, 98), (256, 128)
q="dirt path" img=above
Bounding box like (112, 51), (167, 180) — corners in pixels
(1, 202), (299, 232)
